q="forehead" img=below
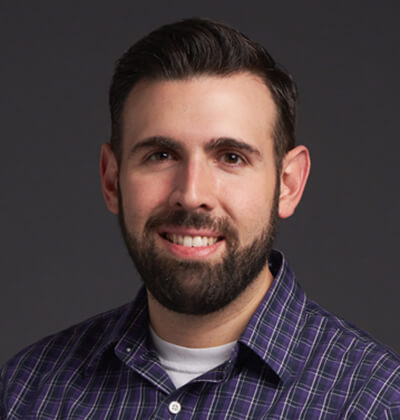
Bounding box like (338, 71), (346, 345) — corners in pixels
(121, 72), (277, 153)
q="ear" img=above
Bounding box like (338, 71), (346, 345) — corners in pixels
(278, 145), (311, 219)
(100, 143), (119, 214)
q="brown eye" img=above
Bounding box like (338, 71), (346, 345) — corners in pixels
(221, 152), (245, 165)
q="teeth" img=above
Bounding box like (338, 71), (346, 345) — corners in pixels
(166, 234), (218, 247)
(192, 236), (203, 247)
(183, 236), (192, 247)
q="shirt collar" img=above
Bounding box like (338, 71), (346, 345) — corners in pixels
(239, 250), (307, 384)
(85, 288), (149, 375)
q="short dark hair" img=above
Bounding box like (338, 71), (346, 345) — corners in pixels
(109, 18), (297, 167)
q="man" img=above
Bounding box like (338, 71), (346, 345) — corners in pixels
(1, 18), (399, 419)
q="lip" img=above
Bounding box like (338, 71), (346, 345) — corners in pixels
(158, 232), (224, 259)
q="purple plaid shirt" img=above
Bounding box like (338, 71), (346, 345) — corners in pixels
(1, 251), (400, 419)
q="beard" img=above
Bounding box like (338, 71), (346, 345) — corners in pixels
(118, 186), (279, 315)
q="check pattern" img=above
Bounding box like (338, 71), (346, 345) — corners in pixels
(1, 251), (400, 419)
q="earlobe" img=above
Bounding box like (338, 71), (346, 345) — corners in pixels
(278, 145), (311, 219)
(100, 143), (119, 214)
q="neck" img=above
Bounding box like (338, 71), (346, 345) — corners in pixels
(147, 265), (273, 348)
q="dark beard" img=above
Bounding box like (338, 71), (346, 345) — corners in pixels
(118, 188), (279, 315)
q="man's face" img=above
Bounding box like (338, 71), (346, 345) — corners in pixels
(117, 73), (280, 315)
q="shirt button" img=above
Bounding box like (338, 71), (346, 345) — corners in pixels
(125, 347), (132, 353)
(168, 401), (181, 414)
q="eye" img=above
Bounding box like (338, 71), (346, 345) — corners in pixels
(148, 151), (175, 161)
(220, 152), (246, 166)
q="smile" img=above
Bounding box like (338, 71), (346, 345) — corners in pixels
(163, 233), (221, 247)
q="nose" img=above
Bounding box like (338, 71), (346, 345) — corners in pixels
(168, 157), (217, 211)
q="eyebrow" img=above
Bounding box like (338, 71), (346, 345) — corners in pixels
(128, 136), (184, 158)
(205, 137), (262, 160)
(127, 135), (262, 160)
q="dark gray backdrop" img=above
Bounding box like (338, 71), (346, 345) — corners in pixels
(1, 1), (399, 366)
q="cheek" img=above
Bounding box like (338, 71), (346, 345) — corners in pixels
(221, 178), (275, 238)
(121, 174), (172, 228)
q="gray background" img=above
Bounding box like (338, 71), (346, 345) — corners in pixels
(1, 1), (399, 366)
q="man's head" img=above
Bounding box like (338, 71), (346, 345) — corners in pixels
(101, 19), (310, 316)
(109, 18), (297, 170)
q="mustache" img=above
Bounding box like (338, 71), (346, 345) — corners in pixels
(144, 209), (238, 240)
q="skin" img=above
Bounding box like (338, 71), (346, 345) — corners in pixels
(100, 72), (310, 347)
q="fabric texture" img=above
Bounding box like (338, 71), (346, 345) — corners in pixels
(1, 250), (400, 419)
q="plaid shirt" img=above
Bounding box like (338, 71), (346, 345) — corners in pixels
(1, 251), (400, 419)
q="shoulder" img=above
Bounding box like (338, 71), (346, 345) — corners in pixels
(0, 302), (131, 412)
(3, 302), (129, 370)
(304, 298), (400, 362)
(301, 299), (400, 411)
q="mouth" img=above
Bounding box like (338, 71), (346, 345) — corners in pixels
(161, 233), (223, 248)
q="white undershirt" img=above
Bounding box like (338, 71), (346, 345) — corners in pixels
(150, 327), (236, 388)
